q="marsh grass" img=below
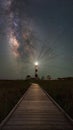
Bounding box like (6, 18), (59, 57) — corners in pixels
(36, 80), (73, 119)
(0, 80), (30, 123)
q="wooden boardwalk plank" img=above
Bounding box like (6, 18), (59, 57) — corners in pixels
(1, 83), (73, 130)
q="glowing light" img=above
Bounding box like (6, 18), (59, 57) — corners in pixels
(34, 62), (38, 66)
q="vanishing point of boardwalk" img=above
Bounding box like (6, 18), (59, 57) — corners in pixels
(1, 84), (73, 130)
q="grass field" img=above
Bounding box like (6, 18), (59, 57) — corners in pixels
(0, 80), (30, 123)
(36, 79), (73, 119)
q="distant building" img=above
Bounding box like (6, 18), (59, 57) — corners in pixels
(47, 75), (51, 80)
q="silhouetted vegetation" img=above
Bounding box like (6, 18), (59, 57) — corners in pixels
(26, 75), (31, 79)
(0, 80), (30, 123)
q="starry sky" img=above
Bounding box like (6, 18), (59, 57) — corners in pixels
(0, 0), (73, 79)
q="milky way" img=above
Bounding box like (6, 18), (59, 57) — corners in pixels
(3, 0), (55, 62)
(0, 0), (73, 79)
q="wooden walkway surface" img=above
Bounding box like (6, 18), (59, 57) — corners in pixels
(1, 84), (73, 130)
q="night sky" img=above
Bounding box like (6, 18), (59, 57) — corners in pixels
(0, 0), (73, 79)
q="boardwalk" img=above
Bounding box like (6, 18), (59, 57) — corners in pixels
(1, 84), (73, 130)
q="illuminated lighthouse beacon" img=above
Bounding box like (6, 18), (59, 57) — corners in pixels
(34, 62), (39, 79)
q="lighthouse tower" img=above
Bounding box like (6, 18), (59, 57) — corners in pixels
(34, 62), (38, 78)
